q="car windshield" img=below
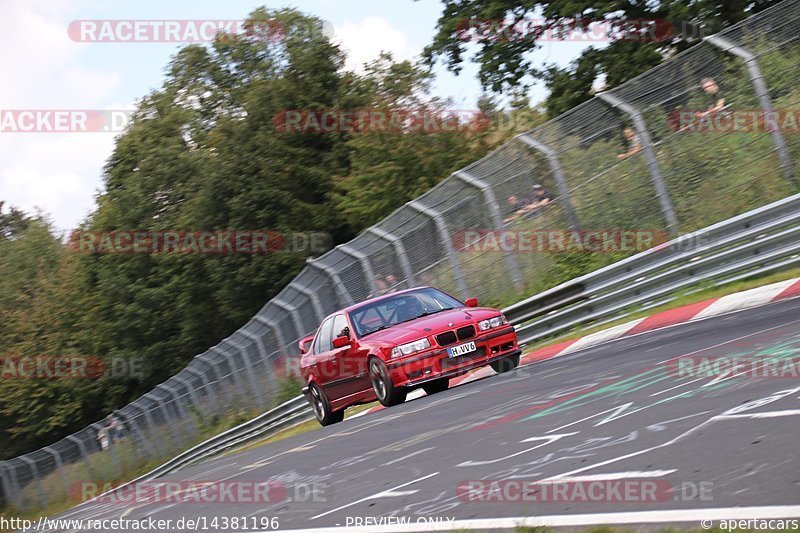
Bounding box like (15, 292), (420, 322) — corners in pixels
(349, 288), (463, 337)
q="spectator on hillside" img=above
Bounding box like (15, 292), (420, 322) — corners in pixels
(106, 414), (124, 443)
(504, 184), (552, 224)
(698, 77), (726, 117)
(503, 184), (553, 224)
(373, 274), (400, 296)
(617, 127), (642, 159)
(374, 275), (389, 295)
(96, 427), (110, 450)
(675, 77), (728, 132)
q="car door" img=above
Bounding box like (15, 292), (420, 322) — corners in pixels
(310, 316), (336, 392)
(329, 313), (368, 398)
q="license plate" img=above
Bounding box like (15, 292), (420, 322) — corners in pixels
(448, 341), (476, 358)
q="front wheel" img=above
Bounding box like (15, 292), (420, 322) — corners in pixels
(490, 353), (520, 374)
(308, 383), (344, 426)
(369, 358), (407, 407)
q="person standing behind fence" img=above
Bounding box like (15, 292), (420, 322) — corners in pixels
(106, 413), (124, 443)
(617, 127), (642, 159)
(96, 426), (110, 450)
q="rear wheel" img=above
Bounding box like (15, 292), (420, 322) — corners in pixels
(422, 378), (449, 395)
(490, 353), (520, 374)
(308, 383), (344, 426)
(369, 358), (407, 407)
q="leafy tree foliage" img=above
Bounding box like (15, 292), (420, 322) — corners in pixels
(423, 0), (784, 116)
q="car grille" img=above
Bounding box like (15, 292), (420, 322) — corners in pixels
(457, 325), (476, 341)
(436, 325), (476, 346)
(436, 331), (457, 346)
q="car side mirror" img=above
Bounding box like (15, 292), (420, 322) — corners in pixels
(332, 336), (351, 349)
(299, 336), (313, 355)
(464, 297), (479, 308)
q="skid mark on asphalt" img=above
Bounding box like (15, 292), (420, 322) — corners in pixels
(543, 385), (800, 481)
(456, 433), (578, 467)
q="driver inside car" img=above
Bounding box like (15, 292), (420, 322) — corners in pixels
(395, 297), (423, 323)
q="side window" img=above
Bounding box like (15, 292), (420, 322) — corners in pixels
(332, 314), (349, 340)
(312, 317), (335, 355)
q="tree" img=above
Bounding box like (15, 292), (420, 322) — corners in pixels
(423, 0), (784, 117)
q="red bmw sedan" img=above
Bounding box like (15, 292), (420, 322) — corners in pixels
(300, 286), (521, 425)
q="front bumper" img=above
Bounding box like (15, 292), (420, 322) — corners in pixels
(387, 326), (520, 388)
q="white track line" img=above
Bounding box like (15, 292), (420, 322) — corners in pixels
(264, 505), (800, 532)
(309, 472), (439, 520)
(542, 469), (676, 482)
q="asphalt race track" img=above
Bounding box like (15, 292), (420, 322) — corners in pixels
(46, 298), (800, 532)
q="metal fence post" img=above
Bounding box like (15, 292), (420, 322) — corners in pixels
(120, 409), (157, 459)
(211, 345), (250, 406)
(130, 404), (165, 457)
(42, 447), (71, 499)
(454, 170), (524, 290)
(156, 383), (193, 442)
(64, 435), (94, 475)
(229, 339), (267, 407)
(408, 200), (469, 297)
(147, 392), (181, 448)
(271, 298), (307, 343)
(185, 366), (217, 407)
(705, 34), (796, 188)
(597, 91), (680, 235)
(172, 375), (201, 412)
(365, 227), (416, 286)
(18, 456), (46, 508)
(337, 243), (379, 296)
(170, 375), (203, 438)
(255, 315), (288, 351)
(0, 462), (22, 509)
(289, 282), (326, 322)
(306, 259), (354, 307)
(239, 329), (273, 374)
(517, 134), (581, 231)
(187, 360), (221, 408)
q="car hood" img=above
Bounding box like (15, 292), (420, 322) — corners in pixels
(361, 307), (503, 345)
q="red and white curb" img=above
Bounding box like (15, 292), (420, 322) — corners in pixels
(352, 277), (800, 418)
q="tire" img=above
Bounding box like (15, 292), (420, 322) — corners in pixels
(490, 353), (520, 374)
(369, 358), (407, 407)
(422, 378), (449, 395)
(308, 383), (344, 426)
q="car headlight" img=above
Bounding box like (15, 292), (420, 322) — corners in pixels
(391, 338), (431, 358)
(479, 314), (509, 331)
